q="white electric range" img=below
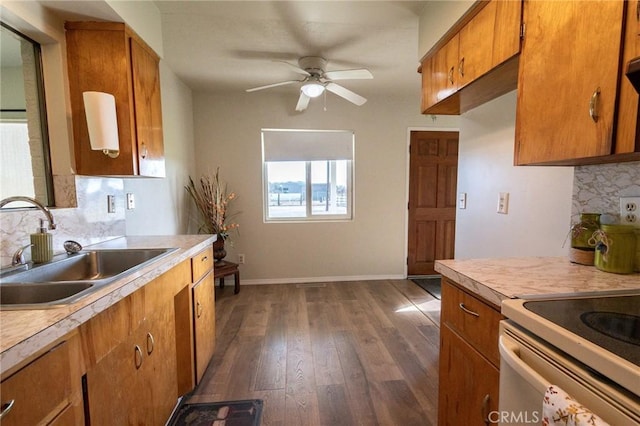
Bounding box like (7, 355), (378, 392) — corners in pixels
(499, 289), (640, 426)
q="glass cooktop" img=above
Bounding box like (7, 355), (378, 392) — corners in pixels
(523, 295), (640, 367)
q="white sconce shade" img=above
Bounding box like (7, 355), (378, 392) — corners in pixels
(83, 91), (120, 158)
(301, 82), (325, 98)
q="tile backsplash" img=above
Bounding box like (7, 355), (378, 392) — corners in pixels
(0, 176), (126, 266)
(572, 161), (640, 224)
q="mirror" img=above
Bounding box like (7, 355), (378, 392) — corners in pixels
(0, 22), (54, 207)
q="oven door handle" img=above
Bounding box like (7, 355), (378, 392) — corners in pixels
(499, 335), (550, 394)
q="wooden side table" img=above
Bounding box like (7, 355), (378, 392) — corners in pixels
(214, 260), (240, 294)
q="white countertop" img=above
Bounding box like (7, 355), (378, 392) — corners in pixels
(0, 235), (215, 376)
(435, 256), (640, 308)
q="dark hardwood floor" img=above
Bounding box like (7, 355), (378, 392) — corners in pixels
(191, 279), (441, 426)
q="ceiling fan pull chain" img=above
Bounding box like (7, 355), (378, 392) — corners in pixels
(324, 90), (327, 111)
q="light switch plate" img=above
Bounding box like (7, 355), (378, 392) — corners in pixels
(458, 192), (467, 209)
(126, 193), (135, 210)
(497, 192), (509, 214)
(107, 195), (116, 213)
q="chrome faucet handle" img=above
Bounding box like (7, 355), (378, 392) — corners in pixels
(12, 244), (33, 266)
(63, 240), (82, 254)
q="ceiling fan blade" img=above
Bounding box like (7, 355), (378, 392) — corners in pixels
(276, 60), (311, 76)
(324, 68), (373, 80)
(246, 80), (300, 92)
(295, 92), (311, 111)
(325, 83), (367, 106)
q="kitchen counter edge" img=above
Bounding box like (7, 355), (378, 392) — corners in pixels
(0, 234), (216, 377)
(435, 256), (640, 309)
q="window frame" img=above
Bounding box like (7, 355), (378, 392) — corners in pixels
(262, 129), (355, 223)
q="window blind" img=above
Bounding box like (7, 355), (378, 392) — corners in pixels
(262, 129), (354, 161)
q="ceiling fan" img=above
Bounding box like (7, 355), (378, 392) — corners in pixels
(246, 56), (373, 111)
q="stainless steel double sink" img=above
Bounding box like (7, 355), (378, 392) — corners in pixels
(0, 248), (176, 310)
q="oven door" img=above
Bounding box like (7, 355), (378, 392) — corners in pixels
(498, 321), (640, 426)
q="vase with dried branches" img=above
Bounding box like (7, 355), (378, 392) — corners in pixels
(185, 168), (239, 262)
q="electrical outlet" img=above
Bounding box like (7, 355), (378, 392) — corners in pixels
(238, 254), (245, 264)
(620, 197), (640, 226)
(107, 195), (116, 213)
(497, 192), (509, 214)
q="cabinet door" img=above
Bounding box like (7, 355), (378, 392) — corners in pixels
(491, 0), (522, 69)
(131, 38), (166, 178)
(65, 23), (137, 176)
(458, 1), (497, 88)
(458, 0), (521, 88)
(438, 325), (499, 426)
(434, 35), (460, 102)
(421, 56), (435, 112)
(616, 0), (640, 153)
(140, 301), (179, 424)
(515, 1), (624, 165)
(85, 324), (145, 425)
(193, 271), (216, 384)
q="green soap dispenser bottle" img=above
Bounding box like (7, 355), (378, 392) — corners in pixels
(31, 219), (53, 263)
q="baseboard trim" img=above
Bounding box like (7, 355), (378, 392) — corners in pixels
(241, 274), (406, 285)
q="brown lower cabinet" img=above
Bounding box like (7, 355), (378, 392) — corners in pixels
(0, 245), (217, 425)
(82, 261), (189, 424)
(438, 278), (503, 426)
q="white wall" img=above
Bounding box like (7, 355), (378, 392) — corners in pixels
(124, 61), (195, 235)
(418, 0), (474, 58)
(455, 91), (574, 259)
(193, 91), (458, 283)
(106, 0), (163, 57)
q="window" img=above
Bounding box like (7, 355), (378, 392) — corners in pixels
(262, 129), (354, 221)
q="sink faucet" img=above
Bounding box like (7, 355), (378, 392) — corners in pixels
(0, 196), (56, 230)
(11, 243), (33, 266)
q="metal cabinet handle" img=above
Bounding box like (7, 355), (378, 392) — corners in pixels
(589, 88), (600, 123)
(0, 400), (15, 419)
(146, 332), (155, 355)
(196, 301), (203, 318)
(459, 303), (480, 317)
(448, 66), (455, 85)
(140, 142), (148, 159)
(458, 57), (465, 78)
(201, 256), (208, 262)
(134, 345), (143, 369)
(481, 394), (491, 425)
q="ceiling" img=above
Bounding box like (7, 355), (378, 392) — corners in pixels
(154, 1), (427, 100)
(39, 1), (427, 101)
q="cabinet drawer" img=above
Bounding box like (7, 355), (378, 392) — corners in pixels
(441, 278), (503, 366)
(191, 246), (214, 283)
(0, 341), (72, 425)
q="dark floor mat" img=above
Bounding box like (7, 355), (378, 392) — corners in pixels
(167, 399), (262, 426)
(411, 277), (441, 299)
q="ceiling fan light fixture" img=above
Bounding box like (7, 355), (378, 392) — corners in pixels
(301, 82), (325, 98)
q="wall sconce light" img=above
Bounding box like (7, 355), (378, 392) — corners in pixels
(83, 91), (120, 158)
(301, 82), (325, 98)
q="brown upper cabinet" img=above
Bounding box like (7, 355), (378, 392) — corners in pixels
(65, 22), (165, 177)
(514, 1), (631, 165)
(615, 0), (640, 156)
(420, 0), (522, 115)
